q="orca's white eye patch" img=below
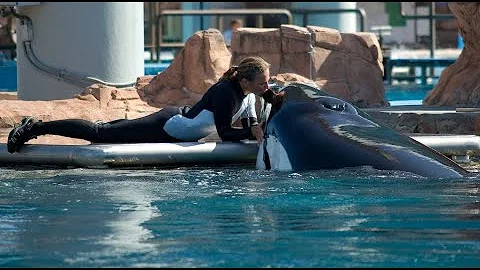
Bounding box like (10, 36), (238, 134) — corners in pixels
(257, 135), (292, 171)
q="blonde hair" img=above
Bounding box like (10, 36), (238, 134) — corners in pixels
(221, 56), (270, 82)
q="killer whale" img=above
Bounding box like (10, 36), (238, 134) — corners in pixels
(256, 82), (470, 178)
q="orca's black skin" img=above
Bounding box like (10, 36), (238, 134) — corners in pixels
(260, 82), (470, 178)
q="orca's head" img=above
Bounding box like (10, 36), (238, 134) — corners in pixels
(261, 82), (360, 124)
(257, 82), (364, 171)
(256, 82), (470, 178)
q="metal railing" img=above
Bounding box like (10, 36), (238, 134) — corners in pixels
(400, 2), (455, 59)
(398, 2), (457, 79)
(386, 58), (455, 85)
(290, 8), (367, 32)
(152, 9), (293, 62)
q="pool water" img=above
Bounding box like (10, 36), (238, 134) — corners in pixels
(1, 166), (480, 267)
(385, 84), (434, 106)
(0, 81), (471, 267)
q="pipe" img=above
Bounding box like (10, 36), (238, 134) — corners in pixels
(2, 135), (480, 168)
(199, 2), (204, 30)
(12, 7), (137, 89)
(308, 32), (314, 80)
(0, 141), (259, 168)
(409, 134), (480, 156)
(429, 2), (436, 76)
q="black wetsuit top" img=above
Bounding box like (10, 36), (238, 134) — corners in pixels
(181, 79), (258, 141)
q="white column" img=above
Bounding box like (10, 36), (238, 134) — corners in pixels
(16, 2), (144, 100)
(292, 2), (358, 33)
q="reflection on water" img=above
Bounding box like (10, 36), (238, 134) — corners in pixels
(65, 177), (162, 266)
(1, 166), (480, 267)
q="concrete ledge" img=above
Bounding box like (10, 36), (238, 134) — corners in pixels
(0, 92), (17, 100)
(364, 105), (480, 135)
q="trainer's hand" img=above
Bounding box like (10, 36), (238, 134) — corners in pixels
(251, 125), (264, 144)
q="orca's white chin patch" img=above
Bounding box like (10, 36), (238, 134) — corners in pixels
(256, 135), (293, 171)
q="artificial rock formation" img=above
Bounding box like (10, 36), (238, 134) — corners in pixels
(0, 85), (158, 129)
(231, 25), (388, 108)
(138, 25), (388, 109)
(137, 28), (232, 108)
(424, 2), (480, 107)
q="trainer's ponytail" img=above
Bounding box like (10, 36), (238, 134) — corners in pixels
(220, 56), (270, 82)
(219, 65), (238, 81)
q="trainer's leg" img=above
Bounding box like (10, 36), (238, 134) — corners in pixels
(31, 107), (182, 143)
(34, 119), (103, 142)
(96, 106), (182, 143)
